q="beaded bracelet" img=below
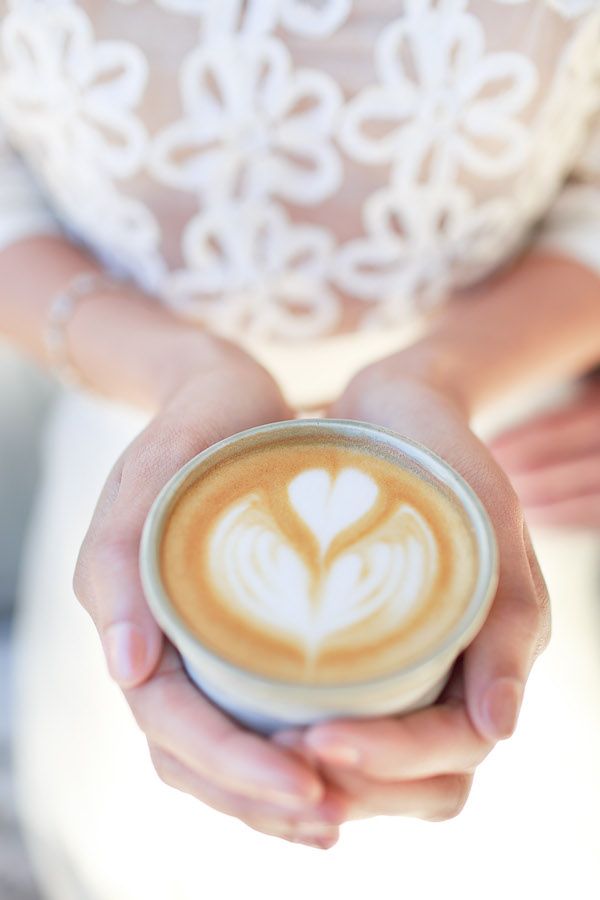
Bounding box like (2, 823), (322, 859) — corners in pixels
(43, 271), (123, 388)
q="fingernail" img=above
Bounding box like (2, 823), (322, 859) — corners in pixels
(306, 740), (361, 767)
(103, 623), (147, 686)
(483, 677), (523, 740)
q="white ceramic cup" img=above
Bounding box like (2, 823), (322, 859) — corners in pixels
(140, 419), (499, 734)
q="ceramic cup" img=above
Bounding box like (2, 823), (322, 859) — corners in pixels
(140, 419), (499, 734)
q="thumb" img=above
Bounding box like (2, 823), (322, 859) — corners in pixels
(76, 417), (219, 688)
(73, 438), (175, 688)
(76, 377), (289, 689)
(463, 519), (551, 743)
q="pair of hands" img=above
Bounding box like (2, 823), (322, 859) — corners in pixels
(73, 342), (551, 850)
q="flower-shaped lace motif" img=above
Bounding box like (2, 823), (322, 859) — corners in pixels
(164, 203), (340, 340)
(278, 0), (352, 38)
(548, 0), (598, 16)
(150, 34), (342, 205)
(334, 181), (516, 328)
(514, 13), (600, 223)
(196, 0), (351, 37)
(0, 4), (147, 179)
(42, 160), (164, 291)
(493, 0), (598, 16)
(340, 0), (537, 181)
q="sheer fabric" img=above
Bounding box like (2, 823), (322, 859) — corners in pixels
(0, 0), (598, 354)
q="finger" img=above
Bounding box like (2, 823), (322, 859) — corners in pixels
(276, 659), (489, 782)
(75, 421), (202, 687)
(489, 401), (600, 470)
(523, 493), (600, 529)
(125, 643), (325, 809)
(277, 723), (475, 821)
(147, 744), (343, 847)
(314, 766), (473, 823)
(463, 514), (551, 743)
(73, 448), (165, 686)
(506, 452), (600, 507)
(277, 657), (489, 782)
(293, 699), (491, 782)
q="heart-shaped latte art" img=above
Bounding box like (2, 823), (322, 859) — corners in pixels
(208, 467), (438, 664)
(287, 468), (379, 554)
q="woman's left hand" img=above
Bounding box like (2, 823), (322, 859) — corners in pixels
(275, 360), (551, 823)
(488, 374), (600, 529)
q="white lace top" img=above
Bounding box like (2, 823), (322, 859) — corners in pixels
(0, 1), (599, 402)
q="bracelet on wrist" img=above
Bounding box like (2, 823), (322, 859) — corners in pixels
(43, 270), (125, 390)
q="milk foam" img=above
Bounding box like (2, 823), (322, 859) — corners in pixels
(208, 467), (439, 663)
(288, 468), (379, 555)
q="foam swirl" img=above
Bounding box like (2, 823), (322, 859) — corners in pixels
(208, 467), (439, 664)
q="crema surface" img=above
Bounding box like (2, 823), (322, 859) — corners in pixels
(160, 439), (478, 684)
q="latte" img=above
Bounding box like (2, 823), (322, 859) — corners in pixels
(159, 434), (479, 685)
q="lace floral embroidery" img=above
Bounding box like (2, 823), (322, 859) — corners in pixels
(0, 0), (598, 341)
(166, 203), (339, 339)
(340, 3), (537, 180)
(149, 34), (343, 204)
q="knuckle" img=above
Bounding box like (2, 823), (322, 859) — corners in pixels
(537, 579), (551, 627)
(72, 561), (89, 608)
(529, 560), (551, 620)
(520, 596), (544, 637)
(522, 523), (552, 655)
(72, 541), (97, 615)
(148, 745), (173, 786)
(127, 674), (179, 744)
(127, 693), (155, 737)
(429, 774), (473, 822)
(463, 745), (492, 772)
(519, 584), (552, 660)
(534, 599), (552, 659)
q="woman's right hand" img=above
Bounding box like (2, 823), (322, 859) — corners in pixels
(73, 343), (347, 849)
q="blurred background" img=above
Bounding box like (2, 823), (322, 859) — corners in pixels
(0, 342), (54, 900)
(1, 340), (599, 900)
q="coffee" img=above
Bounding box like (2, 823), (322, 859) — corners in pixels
(160, 436), (478, 685)
(142, 420), (497, 732)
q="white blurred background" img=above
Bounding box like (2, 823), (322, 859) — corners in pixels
(0, 343), (54, 900)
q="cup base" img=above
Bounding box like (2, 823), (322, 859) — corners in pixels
(183, 657), (453, 734)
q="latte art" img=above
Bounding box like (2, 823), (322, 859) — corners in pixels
(288, 468), (379, 556)
(209, 468), (438, 666)
(160, 438), (479, 684)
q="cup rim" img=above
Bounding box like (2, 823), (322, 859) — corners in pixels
(140, 418), (499, 693)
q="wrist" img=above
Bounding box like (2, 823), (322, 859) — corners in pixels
(391, 252), (600, 417)
(65, 281), (261, 410)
